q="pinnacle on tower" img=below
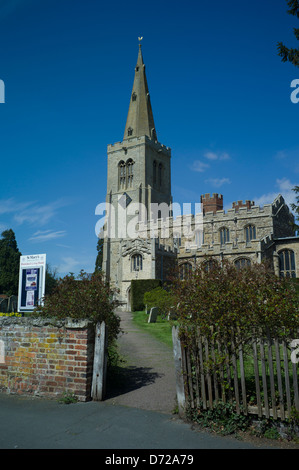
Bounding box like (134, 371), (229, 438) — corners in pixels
(123, 44), (157, 141)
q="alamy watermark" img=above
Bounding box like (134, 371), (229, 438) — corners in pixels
(290, 79), (299, 104)
(0, 79), (5, 103)
(95, 200), (203, 244)
(291, 339), (299, 364)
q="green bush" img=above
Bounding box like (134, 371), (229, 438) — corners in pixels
(34, 270), (121, 343)
(143, 286), (173, 318)
(130, 279), (161, 311)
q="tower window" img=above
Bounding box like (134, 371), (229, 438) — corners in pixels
(118, 161), (126, 189)
(158, 163), (162, 187)
(128, 127), (133, 136)
(126, 158), (134, 188)
(118, 159), (134, 189)
(279, 249), (296, 278)
(132, 254), (142, 272)
(132, 92), (137, 101)
(153, 160), (157, 186)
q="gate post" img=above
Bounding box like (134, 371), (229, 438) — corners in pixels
(172, 326), (186, 417)
(91, 322), (108, 401)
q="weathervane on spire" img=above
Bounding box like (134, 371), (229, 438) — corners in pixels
(138, 36), (143, 45)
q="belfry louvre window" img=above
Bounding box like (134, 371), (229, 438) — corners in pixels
(126, 159), (134, 187)
(279, 249), (296, 278)
(118, 161), (126, 189)
(245, 224), (256, 242)
(220, 227), (229, 245)
(153, 160), (157, 185)
(132, 254), (142, 271)
(118, 159), (134, 189)
(158, 163), (162, 187)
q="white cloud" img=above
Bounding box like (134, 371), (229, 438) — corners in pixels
(254, 178), (296, 209)
(57, 255), (95, 277)
(14, 199), (69, 226)
(58, 257), (81, 274)
(204, 151), (230, 161)
(29, 230), (66, 242)
(0, 198), (33, 215)
(190, 160), (210, 173)
(204, 177), (231, 188)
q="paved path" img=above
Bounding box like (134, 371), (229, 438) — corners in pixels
(104, 310), (177, 414)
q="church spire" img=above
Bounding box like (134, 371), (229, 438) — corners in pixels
(123, 43), (157, 141)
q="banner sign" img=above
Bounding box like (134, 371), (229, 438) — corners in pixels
(18, 254), (46, 313)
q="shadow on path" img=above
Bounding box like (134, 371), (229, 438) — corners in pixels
(106, 365), (163, 400)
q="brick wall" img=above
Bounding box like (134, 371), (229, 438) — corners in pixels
(0, 317), (95, 401)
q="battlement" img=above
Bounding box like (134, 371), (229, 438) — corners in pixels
(201, 193), (223, 215)
(232, 200), (255, 211)
(107, 135), (171, 155)
(155, 241), (178, 255)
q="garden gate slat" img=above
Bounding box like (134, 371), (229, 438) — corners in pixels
(173, 326), (299, 421)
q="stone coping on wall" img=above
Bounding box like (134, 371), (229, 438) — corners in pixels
(0, 316), (93, 329)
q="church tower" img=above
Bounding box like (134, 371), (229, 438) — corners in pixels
(102, 43), (173, 309)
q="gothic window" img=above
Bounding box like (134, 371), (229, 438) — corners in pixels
(195, 230), (204, 247)
(118, 161), (126, 189)
(132, 253), (143, 272)
(158, 163), (163, 187)
(153, 160), (157, 186)
(173, 232), (181, 248)
(245, 224), (256, 242)
(126, 159), (134, 188)
(235, 258), (251, 270)
(132, 92), (137, 101)
(128, 127), (133, 136)
(203, 258), (217, 273)
(279, 249), (296, 278)
(180, 262), (192, 280)
(220, 227), (229, 246)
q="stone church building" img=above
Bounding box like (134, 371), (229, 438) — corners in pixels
(102, 44), (299, 310)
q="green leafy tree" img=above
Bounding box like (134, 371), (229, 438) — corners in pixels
(35, 270), (121, 343)
(0, 229), (21, 296)
(169, 258), (299, 348)
(277, 0), (299, 67)
(144, 287), (173, 318)
(290, 185), (299, 232)
(45, 263), (59, 296)
(95, 237), (104, 272)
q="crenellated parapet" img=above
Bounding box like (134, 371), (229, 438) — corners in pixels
(107, 135), (171, 156)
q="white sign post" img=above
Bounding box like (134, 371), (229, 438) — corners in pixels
(18, 254), (46, 313)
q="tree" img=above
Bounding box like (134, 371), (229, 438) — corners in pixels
(35, 270), (121, 343)
(170, 258), (299, 343)
(290, 185), (299, 232)
(95, 237), (104, 272)
(0, 229), (21, 296)
(277, 0), (299, 67)
(45, 263), (59, 296)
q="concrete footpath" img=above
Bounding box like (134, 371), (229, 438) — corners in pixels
(0, 311), (286, 450)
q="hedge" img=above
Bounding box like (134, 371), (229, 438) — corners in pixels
(130, 279), (162, 311)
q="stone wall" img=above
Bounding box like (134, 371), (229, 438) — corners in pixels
(0, 317), (95, 401)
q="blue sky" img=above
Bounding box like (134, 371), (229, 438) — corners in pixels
(0, 0), (298, 277)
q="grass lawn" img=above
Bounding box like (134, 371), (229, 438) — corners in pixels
(132, 310), (177, 349)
